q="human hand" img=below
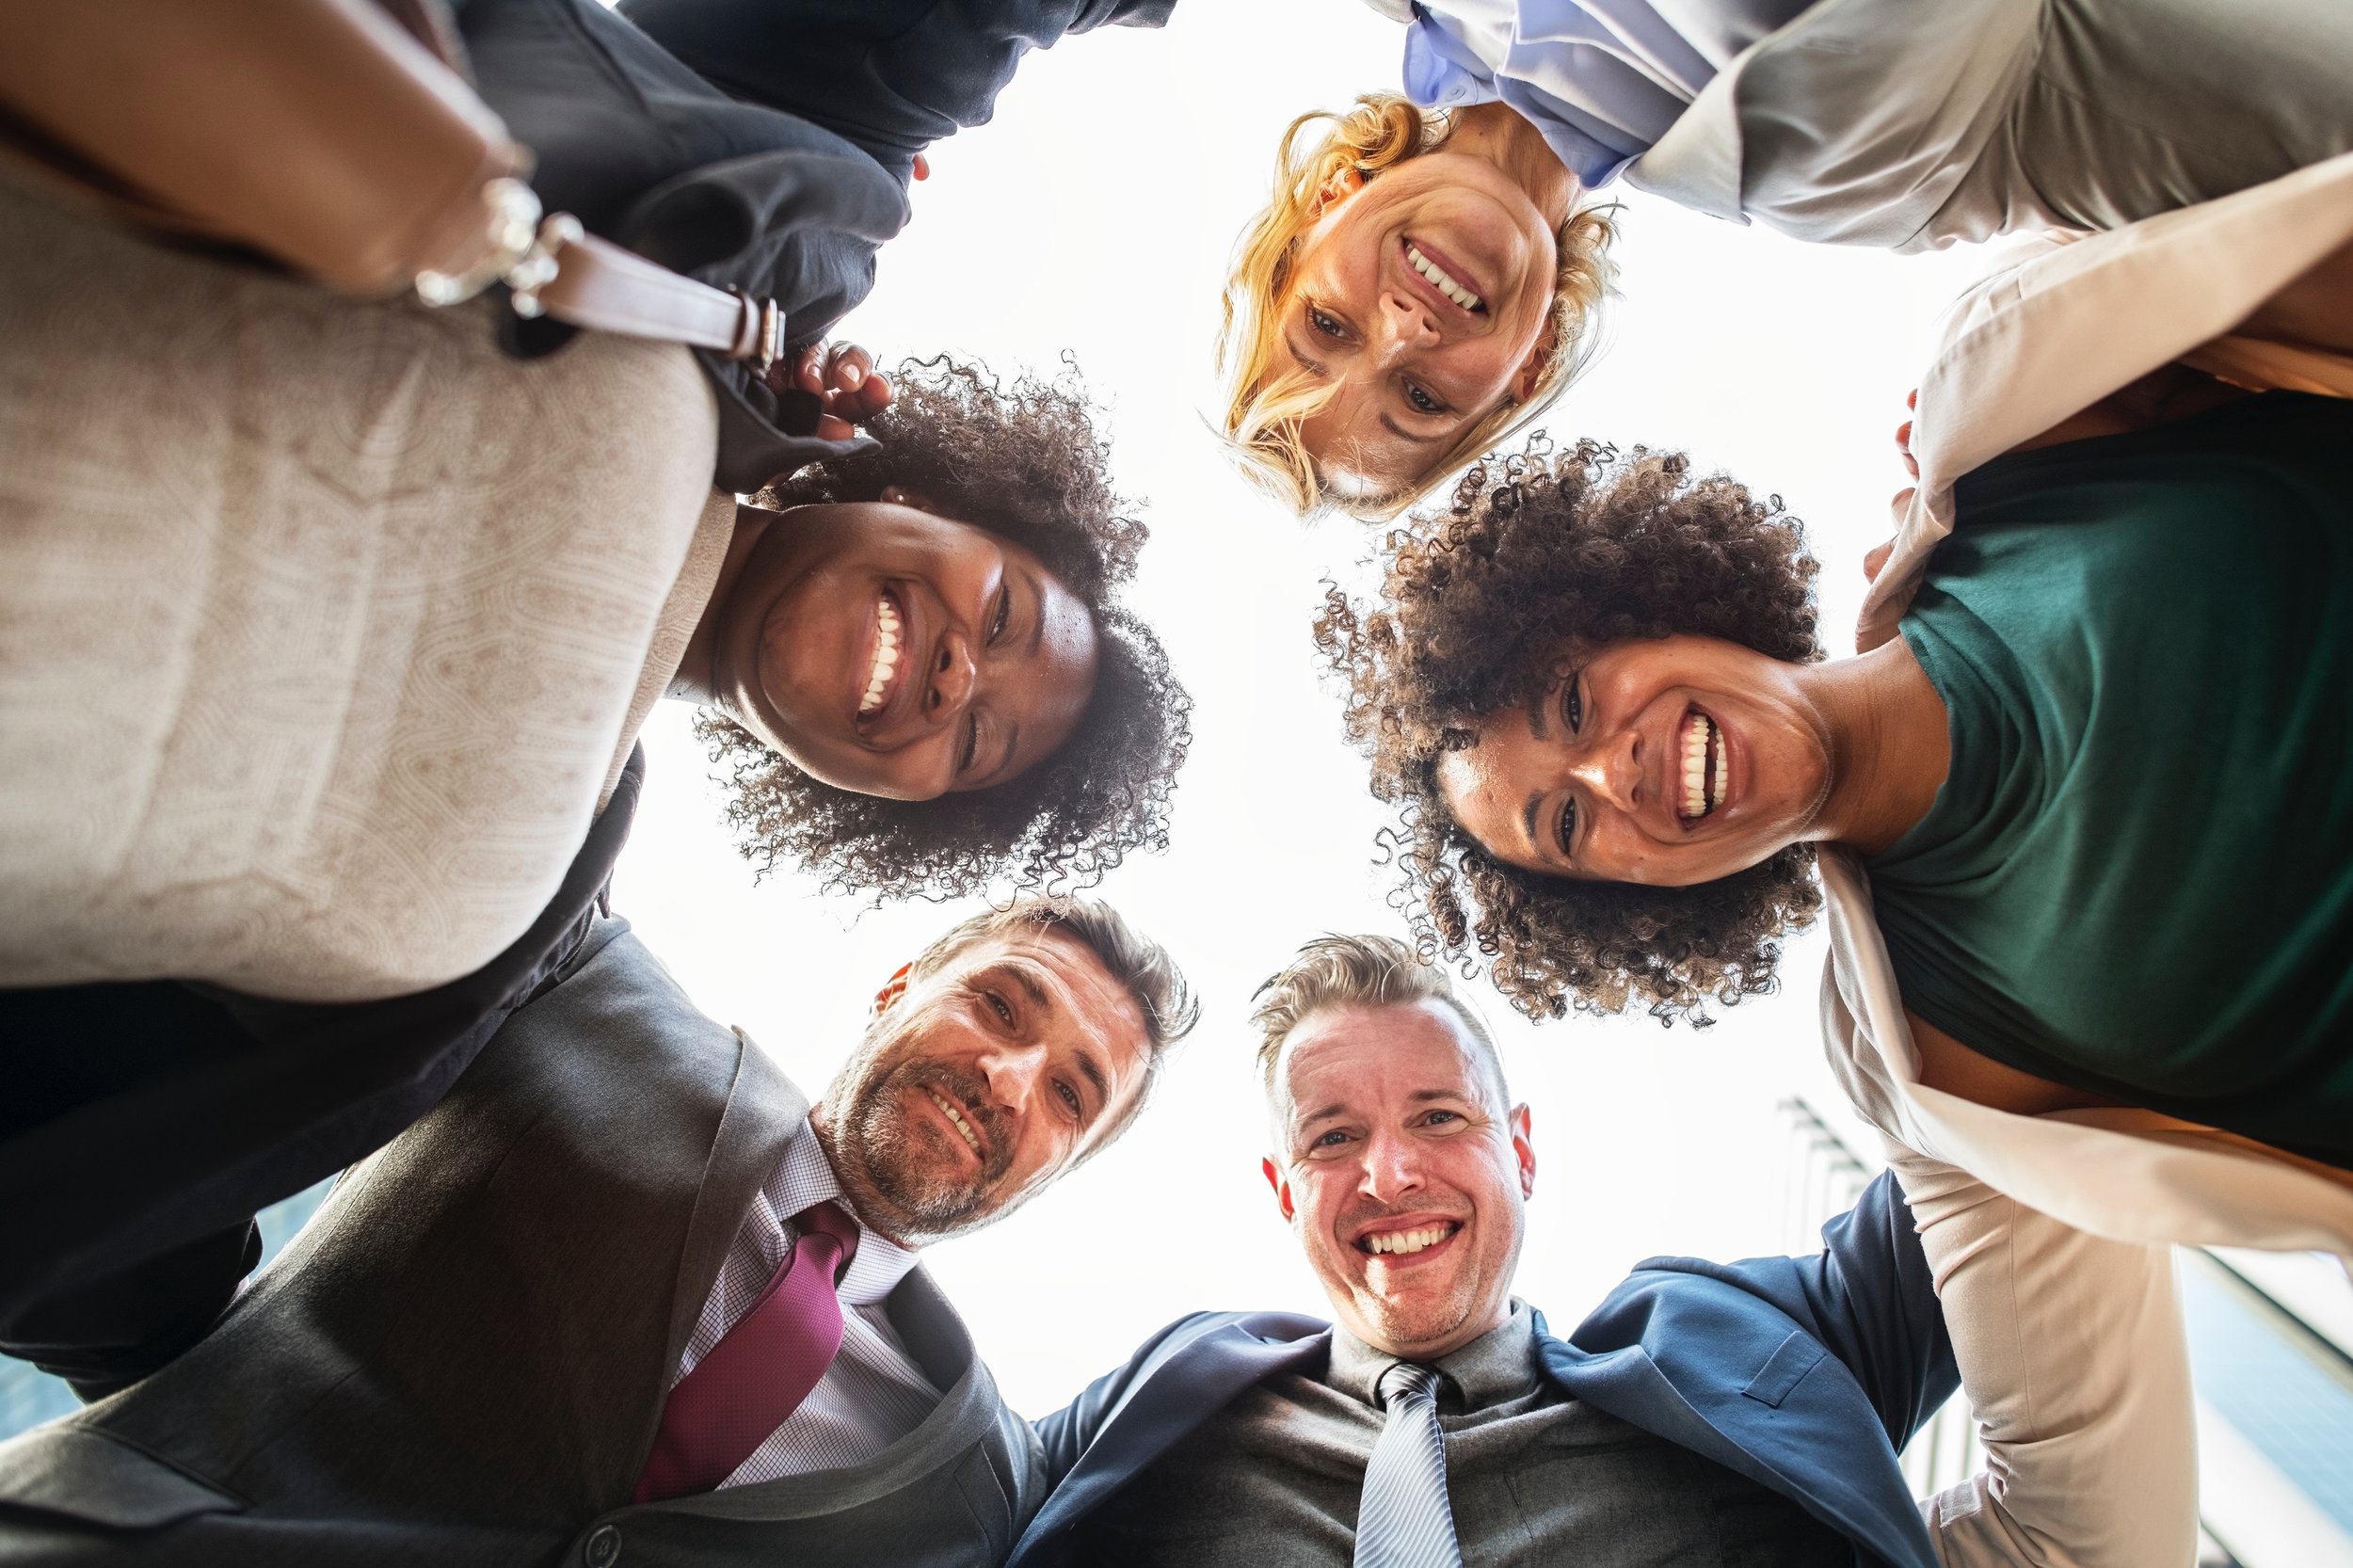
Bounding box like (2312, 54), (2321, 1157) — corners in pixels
(1895, 387), (1918, 479)
(765, 342), (893, 441)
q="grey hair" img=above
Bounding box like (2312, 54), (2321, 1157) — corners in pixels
(1248, 933), (1508, 1108)
(912, 896), (1197, 1156)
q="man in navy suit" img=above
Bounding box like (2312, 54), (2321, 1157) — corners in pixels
(1011, 934), (2193, 1568)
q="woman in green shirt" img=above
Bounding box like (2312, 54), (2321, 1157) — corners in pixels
(1319, 390), (2353, 1167)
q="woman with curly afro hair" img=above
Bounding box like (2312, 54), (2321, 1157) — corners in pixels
(1322, 395), (2353, 1178)
(1317, 439), (1831, 1027)
(680, 355), (1191, 900)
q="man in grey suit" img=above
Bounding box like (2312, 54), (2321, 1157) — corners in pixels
(1012, 935), (2190, 1567)
(0, 897), (1195, 1568)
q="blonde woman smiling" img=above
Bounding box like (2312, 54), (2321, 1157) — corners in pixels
(1227, 0), (2353, 518)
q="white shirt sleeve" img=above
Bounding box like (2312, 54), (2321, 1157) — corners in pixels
(1883, 1144), (2198, 1568)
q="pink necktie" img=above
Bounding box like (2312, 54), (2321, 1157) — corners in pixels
(633, 1201), (862, 1501)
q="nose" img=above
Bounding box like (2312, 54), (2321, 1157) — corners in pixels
(1373, 288), (1441, 361)
(927, 631), (976, 722)
(975, 1037), (1047, 1115)
(1565, 727), (1640, 813)
(1357, 1126), (1426, 1207)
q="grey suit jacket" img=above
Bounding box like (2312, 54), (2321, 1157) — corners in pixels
(0, 919), (1044, 1567)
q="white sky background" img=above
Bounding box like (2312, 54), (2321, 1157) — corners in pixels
(611, 0), (1996, 1419)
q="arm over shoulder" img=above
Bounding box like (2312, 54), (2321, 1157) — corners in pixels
(618, 0), (1177, 180)
(1031, 1309), (1225, 1486)
(1782, 1168), (1961, 1448)
(1887, 1145), (2197, 1568)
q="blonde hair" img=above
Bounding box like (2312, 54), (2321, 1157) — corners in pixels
(1249, 933), (1507, 1108)
(1218, 95), (1616, 520)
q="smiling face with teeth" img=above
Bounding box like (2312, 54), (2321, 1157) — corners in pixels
(1279, 128), (1569, 504)
(1267, 999), (1533, 1361)
(1435, 633), (1864, 889)
(811, 926), (1151, 1246)
(699, 490), (1101, 803)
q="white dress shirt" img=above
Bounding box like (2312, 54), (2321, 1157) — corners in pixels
(673, 1126), (944, 1486)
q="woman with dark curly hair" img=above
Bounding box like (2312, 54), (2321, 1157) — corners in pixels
(1321, 397), (2353, 1177)
(1321, 169), (2353, 1341)
(680, 357), (1190, 901)
(2, 352), (1188, 1006)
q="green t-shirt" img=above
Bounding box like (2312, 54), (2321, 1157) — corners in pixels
(1867, 392), (2353, 1165)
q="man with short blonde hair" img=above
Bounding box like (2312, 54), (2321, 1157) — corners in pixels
(1006, 933), (2190, 1568)
(1248, 932), (1501, 1104)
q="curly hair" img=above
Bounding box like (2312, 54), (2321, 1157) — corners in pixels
(1314, 439), (1826, 1023)
(696, 357), (1191, 899)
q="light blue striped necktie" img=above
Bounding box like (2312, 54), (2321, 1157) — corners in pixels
(1354, 1361), (1465, 1568)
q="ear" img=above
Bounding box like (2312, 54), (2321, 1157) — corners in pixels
(1509, 1104), (1535, 1199)
(878, 485), (946, 516)
(1508, 314), (1562, 406)
(872, 961), (913, 1017)
(1307, 164), (1366, 221)
(1261, 1156), (1296, 1222)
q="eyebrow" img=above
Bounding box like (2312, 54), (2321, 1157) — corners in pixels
(1002, 960), (1051, 1010)
(1073, 1048), (1110, 1118)
(1021, 568), (1045, 657)
(1378, 413), (1442, 446)
(1006, 959), (1115, 1120)
(994, 719), (1019, 784)
(1293, 1087), (1471, 1128)
(1522, 792), (1548, 859)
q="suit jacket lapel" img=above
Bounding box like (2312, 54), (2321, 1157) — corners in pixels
(632, 1027), (808, 1473)
(882, 1266), (974, 1395)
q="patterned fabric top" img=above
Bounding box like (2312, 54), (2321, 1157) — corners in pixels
(0, 178), (720, 1002)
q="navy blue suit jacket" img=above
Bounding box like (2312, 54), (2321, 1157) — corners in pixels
(1014, 1173), (1959, 1568)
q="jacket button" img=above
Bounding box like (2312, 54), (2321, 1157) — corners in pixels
(583, 1524), (621, 1568)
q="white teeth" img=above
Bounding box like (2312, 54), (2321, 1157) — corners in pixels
(1366, 1224), (1453, 1256)
(1405, 244), (1482, 312)
(1680, 711), (1720, 820)
(857, 596), (901, 717)
(927, 1089), (981, 1155)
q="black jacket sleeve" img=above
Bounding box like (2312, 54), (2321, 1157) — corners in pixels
(618, 0), (1179, 183)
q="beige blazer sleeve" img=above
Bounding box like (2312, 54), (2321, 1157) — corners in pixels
(1858, 150), (2353, 652)
(1818, 152), (2353, 1254)
(1887, 1145), (2195, 1568)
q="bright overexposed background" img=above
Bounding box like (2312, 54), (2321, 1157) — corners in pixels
(612, 0), (1994, 1419)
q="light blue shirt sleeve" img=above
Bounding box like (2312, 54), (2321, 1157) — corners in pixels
(1398, 0), (1812, 189)
(1402, 11), (1645, 186)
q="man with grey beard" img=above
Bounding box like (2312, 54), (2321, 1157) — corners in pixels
(0, 900), (1193, 1568)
